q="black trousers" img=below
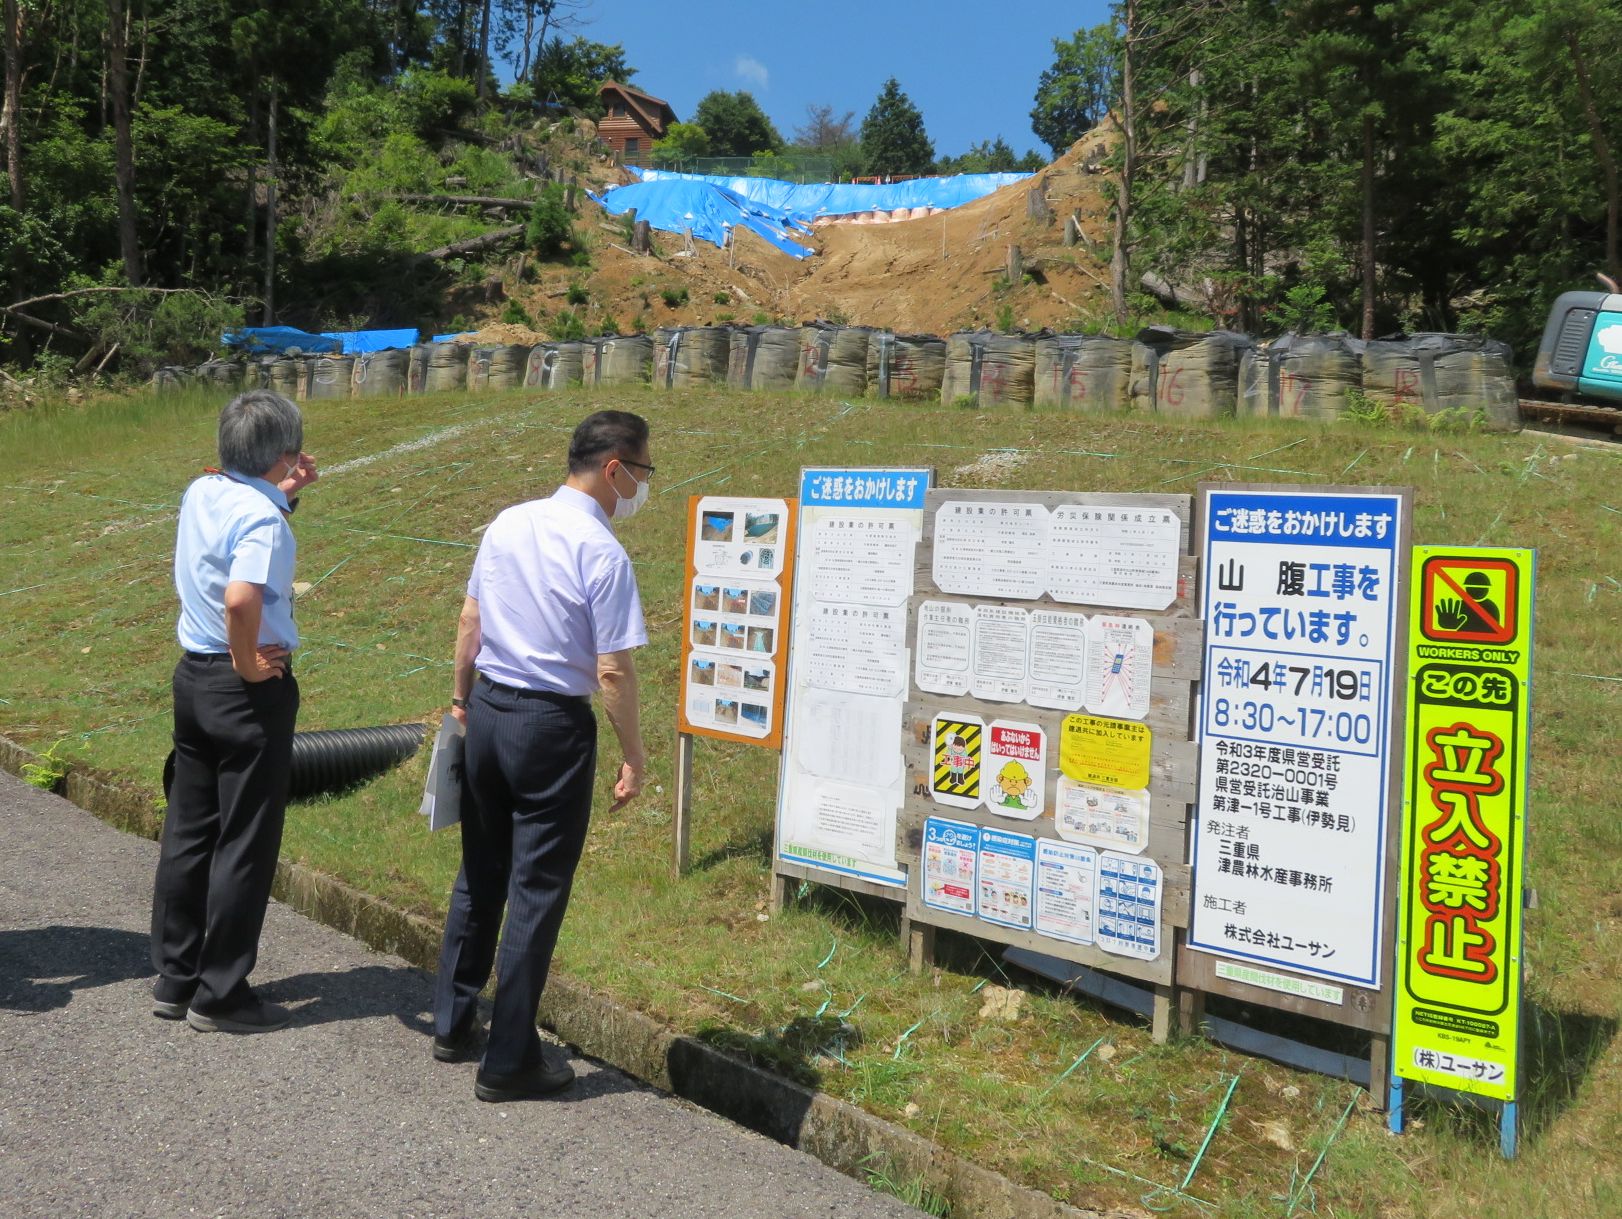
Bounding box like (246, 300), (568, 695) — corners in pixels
(151, 653), (299, 1013)
(433, 678), (597, 1075)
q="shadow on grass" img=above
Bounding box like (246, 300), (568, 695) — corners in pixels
(795, 883), (903, 942)
(690, 1013), (863, 1089)
(689, 825), (773, 872)
(1406, 996), (1617, 1142)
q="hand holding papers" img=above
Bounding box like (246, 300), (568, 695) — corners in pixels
(418, 713), (466, 831)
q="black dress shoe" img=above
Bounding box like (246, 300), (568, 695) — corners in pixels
(432, 1016), (483, 1063)
(474, 1057), (576, 1102)
(186, 996), (292, 1033)
(152, 981), (196, 1021)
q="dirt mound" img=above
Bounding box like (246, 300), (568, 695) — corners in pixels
(481, 129), (1118, 342)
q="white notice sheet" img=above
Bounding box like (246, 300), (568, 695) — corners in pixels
(1027, 609), (1090, 710)
(795, 689), (903, 788)
(1047, 504), (1180, 610)
(807, 517), (916, 606)
(1096, 852), (1162, 960)
(1035, 839), (1097, 945)
(1055, 778), (1151, 854)
(1084, 615), (1153, 719)
(933, 501), (1049, 600)
(971, 605), (1029, 703)
(914, 600), (974, 696)
(805, 603), (908, 698)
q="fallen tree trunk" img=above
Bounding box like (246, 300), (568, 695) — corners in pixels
(395, 193), (538, 209)
(420, 224), (525, 261)
(1139, 270), (1206, 312)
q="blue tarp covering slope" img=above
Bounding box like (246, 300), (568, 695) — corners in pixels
(321, 328), (419, 354)
(594, 169), (1033, 258)
(628, 168), (1032, 219)
(590, 179), (816, 258)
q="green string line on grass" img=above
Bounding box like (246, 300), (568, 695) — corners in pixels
(816, 938), (837, 969)
(1179, 1072), (1240, 1192)
(699, 984), (750, 1005)
(891, 1018), (926, 1060)
(1283, 1093), (1358, 1218)
(1029, 1035), (1106, 1107)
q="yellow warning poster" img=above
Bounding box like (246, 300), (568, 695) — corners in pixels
(931, 713), (984, 810)
(1058, 715), (1151, 789)
(1395, 547), (1533, 1102)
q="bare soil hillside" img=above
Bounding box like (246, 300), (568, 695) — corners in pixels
(474, 129), (1116, 342)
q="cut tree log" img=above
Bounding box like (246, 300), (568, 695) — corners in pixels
(395, 194), (538, 209)
(419, 225), (525, 261)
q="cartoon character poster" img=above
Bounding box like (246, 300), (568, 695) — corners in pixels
(930, 713), (984, 810)
(983, 720), (1046, 820)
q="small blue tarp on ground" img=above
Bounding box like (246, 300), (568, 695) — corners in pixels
(592, 169), (1031, 259)
(222, 326), (341, 355)
(222, 326), (421, 355)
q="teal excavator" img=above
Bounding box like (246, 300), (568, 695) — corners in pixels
(1531, 274), (1622, 431)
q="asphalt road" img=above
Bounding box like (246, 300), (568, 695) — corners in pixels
(0, 770), (920, 1218)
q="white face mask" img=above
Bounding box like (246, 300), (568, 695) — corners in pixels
(610, 462), (650, 520)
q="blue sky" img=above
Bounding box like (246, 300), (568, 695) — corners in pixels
(547, 0), (1113, 158)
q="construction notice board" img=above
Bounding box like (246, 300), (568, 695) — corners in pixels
(1183, 485), (1411, 1031)
(899, 490), (1201, 989)
(774, 469), (932, 889)
(678, 496), (795, 748)
(1394, 547), (1533, 1102)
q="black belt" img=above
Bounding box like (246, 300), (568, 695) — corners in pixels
(479, 674), (590, 706)
(182, 651), (233, 663)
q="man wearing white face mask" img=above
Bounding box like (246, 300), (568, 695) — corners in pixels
(431, 410), (652, 1101)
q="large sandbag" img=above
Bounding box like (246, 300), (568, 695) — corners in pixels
(424, 343), (470, 393)
(868, 332), (946, 400)
(654, 326), (729, 388)
(796, 323), (873, 395)
(406, 345), (430, 394)
(529, 341), (585, 388)
(588, 334), (653, 386)
(728, 326), (799, 390)
(268, 358), (302, 398)
(1244, 334), (1364, 419)
(307, 355), (353, 401)
(197, 359), (243, 390)
(1033, 335), (1133, 410)
(352, 348), (409, 398)
(468, 344), (529, 391)
(1134, 328), (1252, 418)
(1363, 333), (1519, 428)
(151, 367), (193, 394)
(941, 331), (990, 405)
(940, 331), (1035, 407)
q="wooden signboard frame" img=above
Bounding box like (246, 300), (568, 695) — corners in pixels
(897, 489), (1201, 1041)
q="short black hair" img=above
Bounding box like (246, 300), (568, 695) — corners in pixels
(568, 410), (649, 474)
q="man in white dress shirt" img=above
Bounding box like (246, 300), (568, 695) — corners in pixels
(432, 410), (653, 1101)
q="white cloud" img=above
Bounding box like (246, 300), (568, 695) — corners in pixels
(734, 55), (769, 91)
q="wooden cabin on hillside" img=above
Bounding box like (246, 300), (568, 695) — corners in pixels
(598, 82), (677, 168)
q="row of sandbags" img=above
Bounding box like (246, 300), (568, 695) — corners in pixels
(1238, 332), (1519, 427)
(159, 325), (1519, 424)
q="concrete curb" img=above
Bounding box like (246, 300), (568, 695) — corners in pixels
(0, 733), (1127, 1219)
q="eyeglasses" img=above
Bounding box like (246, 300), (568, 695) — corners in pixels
(618, 458), (656, 479)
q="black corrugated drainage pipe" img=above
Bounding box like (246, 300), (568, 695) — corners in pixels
(162, 723), (427, 804)
(286, 724), (427, 800)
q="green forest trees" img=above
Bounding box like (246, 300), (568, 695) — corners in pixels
(1038, 0), (1622, 347)
(859, 78), (934, 176)
(690, 90), (782, 157)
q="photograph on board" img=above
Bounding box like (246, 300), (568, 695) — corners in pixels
(717, 663), (744, 688)
(720, 623), (747, 650)
(743, 667), (771, 692)
(693, 584), (720, 612)
(714, 698), (739, 725)
(744, 512), (780, 544)
(689, 658), (716, 686)
(723, 587), (749, 614)
(747, 627), (774, 653)
(748, 589), (777, 618)
(741, 703), (769, 728)
(692, 619), (718, 648)
(701, 512), (735, 542)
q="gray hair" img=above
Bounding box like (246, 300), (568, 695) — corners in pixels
(218, 390), (303, 477)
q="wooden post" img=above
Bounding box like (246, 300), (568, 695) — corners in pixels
(1006, 244), (1022, 284)
(1368, 1033), (1391, 1110)
(1064, 215), (1081, 247)
(1151, 984), (1175, 1044)
(769, 872), (793, 914)
(672, 731), (695, 875)
(633, 219), (651, 254)
(907, 921), (936, 974)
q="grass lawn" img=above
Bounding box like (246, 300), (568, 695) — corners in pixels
(2, 385), (1619, 1218)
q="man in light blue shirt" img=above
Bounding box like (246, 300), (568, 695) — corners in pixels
(432, 410), (651, 1101)
(151, 390), (318, 1034)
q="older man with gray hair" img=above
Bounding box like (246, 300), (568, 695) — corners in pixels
(150, 389), (318, 1033)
